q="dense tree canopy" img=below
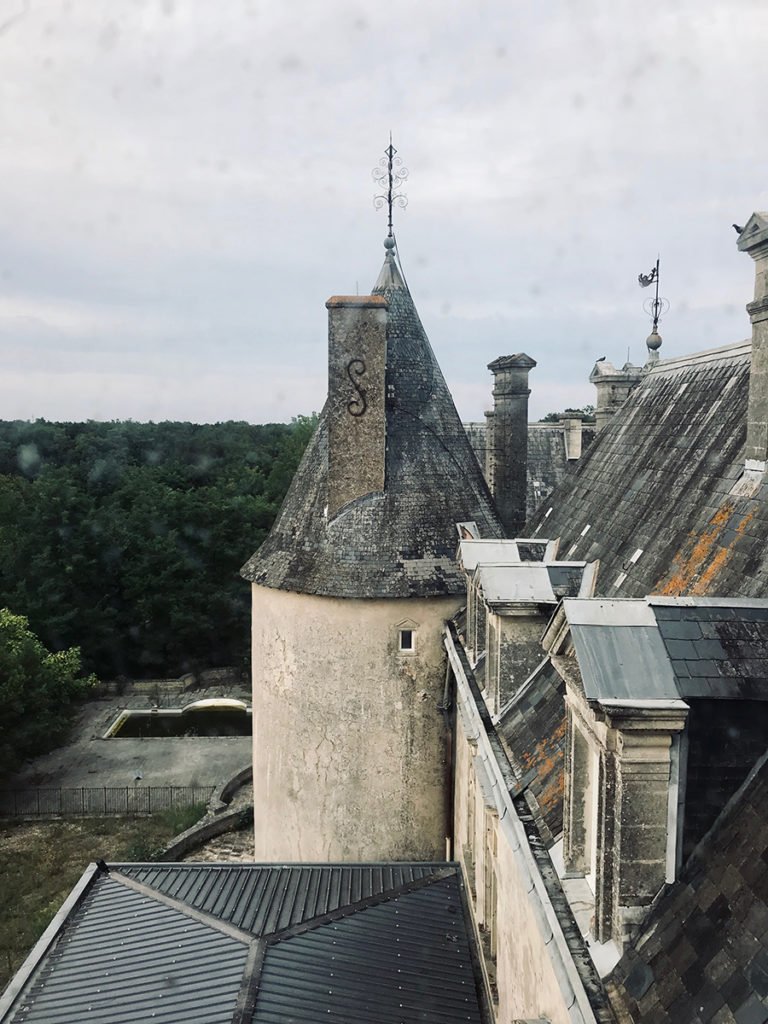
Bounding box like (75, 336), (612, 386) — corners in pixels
(0, 609), (96, 776)
(538, 404), (595, 423)
(0, 417), (316, 679)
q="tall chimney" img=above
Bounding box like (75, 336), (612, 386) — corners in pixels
(487, 353), (536, 536)
(738, 213), (768, 472)
(325, 295), (388, 517)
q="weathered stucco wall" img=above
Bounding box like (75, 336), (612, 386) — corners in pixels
(454, 722), (581, 1024)
(495, 835), (577, 1024)
(251, 584), (459, 861)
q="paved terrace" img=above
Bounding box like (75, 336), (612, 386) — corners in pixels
(7, 678), (252, 791)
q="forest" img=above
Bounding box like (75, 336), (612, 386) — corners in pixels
(0, 416), (315, 682)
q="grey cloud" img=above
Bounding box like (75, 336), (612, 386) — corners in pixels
(0, 0), (766, 423)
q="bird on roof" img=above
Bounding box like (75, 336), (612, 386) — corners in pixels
(733, 224), (745, 234)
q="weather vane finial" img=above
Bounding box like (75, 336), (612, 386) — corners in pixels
(372, 134), (408, 239)
(638, 256), (669, 362)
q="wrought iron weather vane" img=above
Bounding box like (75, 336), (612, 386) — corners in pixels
(372, 135), (408, 238)
(638, 257), (669, 360)
(638, 257), (669, 334)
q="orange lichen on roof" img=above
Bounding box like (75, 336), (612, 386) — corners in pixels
(655, 501), (755, 596)
(519, 717), (566, 814)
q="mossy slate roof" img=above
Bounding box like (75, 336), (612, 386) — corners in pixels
(241, 256), (503, 598)
(608, 751), (768, 1024)
(527, 341), (758, 599)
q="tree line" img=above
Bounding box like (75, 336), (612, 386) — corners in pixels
(0, 417), (315, 683)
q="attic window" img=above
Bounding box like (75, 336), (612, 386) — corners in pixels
(399, 629), (415, 653)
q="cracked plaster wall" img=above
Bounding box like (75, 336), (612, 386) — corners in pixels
(251, 584), (458, 861)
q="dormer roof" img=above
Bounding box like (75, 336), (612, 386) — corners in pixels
(556, 596), (768, 703)
(474, 561), (596, 608)
(457, 537), (558, 572)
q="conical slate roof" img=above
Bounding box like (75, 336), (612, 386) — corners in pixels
(241, 249), (504, 598)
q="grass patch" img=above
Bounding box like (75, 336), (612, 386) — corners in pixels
(0, 807), (206, 991)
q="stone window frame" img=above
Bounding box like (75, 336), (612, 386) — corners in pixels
(398, 628), (415, 653)
(395, 618), (419, 656)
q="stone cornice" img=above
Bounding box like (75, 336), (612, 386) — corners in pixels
(747, 296), (768, 323)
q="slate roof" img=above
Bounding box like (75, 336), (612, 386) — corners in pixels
(652, 597), (768, 700)
(464, 421), (596, 521)
(527, 341), (760, 601)
(497, 656), (568, 846)
(0, 862), (488, 1024)
(241, 251), (503, 598)
(607, 750), (768, 1024)
(562, 597), (768, 703)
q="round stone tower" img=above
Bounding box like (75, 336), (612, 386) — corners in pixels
(241, 242), (504, 861)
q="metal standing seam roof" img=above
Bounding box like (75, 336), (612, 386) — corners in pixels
(562, 598), (681, 701)
(7, 875), (250, 1024)
(117, 862), (447, 935)
(2, 863), (488, 1024)
(253, 878), (482, 1024)
(472, 562), (592, 608)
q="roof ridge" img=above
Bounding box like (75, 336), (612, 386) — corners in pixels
(109, 869), (254, 944)
(264, 866), (458, 945)
(647, 338), (751, 373)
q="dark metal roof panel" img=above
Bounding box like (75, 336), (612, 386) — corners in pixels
(570, 623), (679, 700)
(252, 877), (483, 1024)
(9, 876), (247, 1024)
(116, 863), (447, 936)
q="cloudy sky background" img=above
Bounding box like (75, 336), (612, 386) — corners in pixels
(1, 0), (766, 424)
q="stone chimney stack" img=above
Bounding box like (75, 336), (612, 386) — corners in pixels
(589, 360), (644, 432)
(325, 295), (388, 518)
(487, 353), (536, 536)
(562, 416), (583, 460)
(737, 213), (768, 472)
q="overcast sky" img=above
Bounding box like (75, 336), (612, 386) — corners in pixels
(1, 0), (766, 424)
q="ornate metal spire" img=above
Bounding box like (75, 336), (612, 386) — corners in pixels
(638, 257), (669, 362)
(372, 134), (408, 239)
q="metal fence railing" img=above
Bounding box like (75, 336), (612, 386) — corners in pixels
(0, 785), (215, 818)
